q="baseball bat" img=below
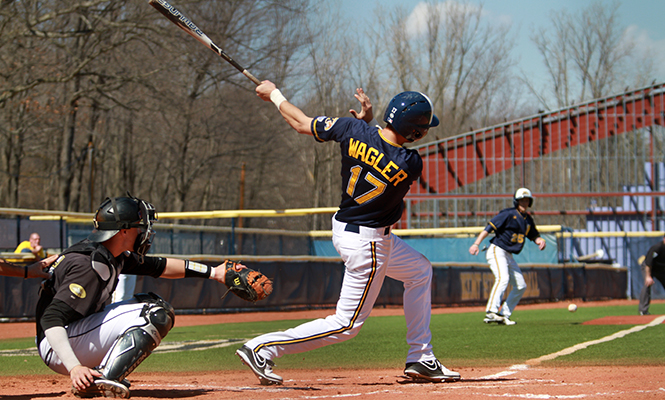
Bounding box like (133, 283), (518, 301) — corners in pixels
(148, 0), (261, 85)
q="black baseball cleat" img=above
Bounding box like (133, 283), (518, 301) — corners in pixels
(236, 345), (283, 385)
(640, 311), (651, 316)
(71, 378), (130, 398)
(404, 359), (461, 383)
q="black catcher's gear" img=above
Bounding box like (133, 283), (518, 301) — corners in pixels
(88, 194), (157, 260)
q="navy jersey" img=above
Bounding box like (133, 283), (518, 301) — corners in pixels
(311, 116), (422, 227)
(485, 207), (540, 254)
(644, 240), (665, 273)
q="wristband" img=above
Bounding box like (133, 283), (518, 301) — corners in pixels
(270, 89), (287, 110)
(184, 260), (211, 279)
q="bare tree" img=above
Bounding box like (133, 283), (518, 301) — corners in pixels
(136, 0), (313, 214)
(0, 0), (315, 216)
(528, 0), (650, 109)
(374, 1), (517, 139)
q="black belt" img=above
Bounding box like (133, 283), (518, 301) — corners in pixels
(344, 223), (390, 235)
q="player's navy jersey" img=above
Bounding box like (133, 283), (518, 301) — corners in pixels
(645, 240), (665, 272)
(35, 239), (166, 342)
(485, 207), (540, 254)
(311, 116), (422, 227)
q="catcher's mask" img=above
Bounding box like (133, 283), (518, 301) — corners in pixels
(383, 91), (439, 142)
(513, 187), (534, 208)
(88, 194), (157, 260)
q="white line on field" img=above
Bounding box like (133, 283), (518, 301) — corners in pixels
(478, 315), (665, 380)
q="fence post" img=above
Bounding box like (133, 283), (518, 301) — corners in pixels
(230, 218), (236, 255)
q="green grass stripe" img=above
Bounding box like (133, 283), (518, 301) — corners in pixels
(1, 302), (663, 376)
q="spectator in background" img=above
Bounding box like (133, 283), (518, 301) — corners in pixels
(15, 232), (46, 260)
(638, 235), (665, 316)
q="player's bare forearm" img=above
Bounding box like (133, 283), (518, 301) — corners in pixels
(278, 101), (313, 135)
(161, 258), (187, 278)
(160, 258), (246, 282)
(0, 255), (54, 278)
(27, 254), (57, 278)
(0, 260), (26, 278)
(256, 80), (313, 135)
(469, 230), (489, 255)
(644, 265), (653, 285)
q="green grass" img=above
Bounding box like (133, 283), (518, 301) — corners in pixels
(2, 302), (664, 376)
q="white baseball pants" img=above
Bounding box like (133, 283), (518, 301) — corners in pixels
(485, 243), (526, 318)
(38, 299), (151, 375)
(246, 216), (436, 364)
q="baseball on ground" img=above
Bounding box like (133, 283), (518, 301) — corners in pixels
(568, 304), (578, 312)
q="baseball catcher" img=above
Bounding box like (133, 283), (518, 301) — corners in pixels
(35, 195), (271, 399)
(221, 260), (273, 302)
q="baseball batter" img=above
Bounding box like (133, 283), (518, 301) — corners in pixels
(235, 81), (460, 385)
(469, 188), (546, 325)
(35, 195), (244, 398)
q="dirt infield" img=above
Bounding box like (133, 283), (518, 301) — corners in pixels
(3, 365), (665, 399)
(2, 299), (664, 399)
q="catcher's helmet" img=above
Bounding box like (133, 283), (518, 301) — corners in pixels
(383, 91), (439, 142)
(88, 195), (157, 259)
(513, 187), (534, 208)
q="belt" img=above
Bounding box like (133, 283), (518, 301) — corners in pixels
(344, 223), (390, 236)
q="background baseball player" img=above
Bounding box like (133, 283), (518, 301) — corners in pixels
(468, 188), (546, 325)
(638, 234), (665, 315)
(235, 81), (460, 385)
(36, 195), (248, 398)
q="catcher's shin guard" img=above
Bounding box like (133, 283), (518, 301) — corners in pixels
(99, 293), (175, 382)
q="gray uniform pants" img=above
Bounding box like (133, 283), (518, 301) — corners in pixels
(638, 267), (665, 314)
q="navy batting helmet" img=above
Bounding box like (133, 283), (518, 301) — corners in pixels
(513, 187), (534, 208)
(88, 195), (157, 259)
(383, 91), (439, 142)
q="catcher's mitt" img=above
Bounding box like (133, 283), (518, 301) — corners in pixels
(221, 260), (273, 302)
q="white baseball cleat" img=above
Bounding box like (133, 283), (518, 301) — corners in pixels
(236, 345), (283, 385)
(483, 312), (504, 324)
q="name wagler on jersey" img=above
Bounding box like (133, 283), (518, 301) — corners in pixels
(348, 138), (408, 186)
